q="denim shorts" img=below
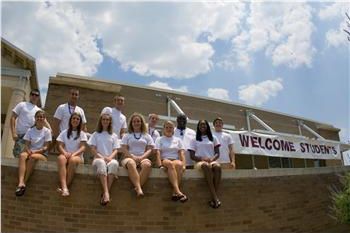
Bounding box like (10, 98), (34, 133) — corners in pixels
(13, 134), (25, 158)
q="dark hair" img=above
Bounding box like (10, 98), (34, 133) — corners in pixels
(196, 120), (213, 142)
(30, 89), (40, 95)
(67, 112), (82, 140)
(96, 113), (113, 134)
(31, 110), (46, 128)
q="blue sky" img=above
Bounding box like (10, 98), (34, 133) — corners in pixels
(2, 1), (349, 142)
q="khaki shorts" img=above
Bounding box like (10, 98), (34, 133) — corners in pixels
(13, 134), (25, 158)
(194, 161), (220, 170)
(121, 157), (151, 169)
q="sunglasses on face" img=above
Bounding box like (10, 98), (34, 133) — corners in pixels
(30, 93), (39, 97)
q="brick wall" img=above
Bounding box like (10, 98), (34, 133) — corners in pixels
(2, 162), (349, 232)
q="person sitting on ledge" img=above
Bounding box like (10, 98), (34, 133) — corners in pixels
(155, 121), (188, 203)
(88, 113), (119, 206)
(189, 120), (222, 209)
(56, 112), (87, 197)
(15, 110), (52, 197)
(120, 113), (154, 197)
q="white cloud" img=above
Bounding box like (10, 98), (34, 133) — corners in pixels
(148, 81), (188, 93)
(319, 3), (350, 47)
(219, 2), (316, 70)
(73, 2), (245, 79)
(207, 88), (231, 101)
(238, 78), (283, 106)
(2, 2), (103, 105)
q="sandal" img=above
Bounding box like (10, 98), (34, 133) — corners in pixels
(15, 186), (26, 197)
(171, 194), (181, 201)
(62, 189), (70, 197)
(209, 200), (216, 208)
(179, 194), (188, 203)
(214, 199), (221, 209)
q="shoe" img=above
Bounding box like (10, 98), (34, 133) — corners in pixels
(62, 189), (70, 197)
(15, 186), (26, 196)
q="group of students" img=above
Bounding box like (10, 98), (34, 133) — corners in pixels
(10, 88), (236, 209)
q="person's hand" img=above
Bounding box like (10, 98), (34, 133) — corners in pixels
(64, 152), (72, 159)
(12, 133), (18, 141)
(104, 157), (112, 163)
(230, 162), (236, 169)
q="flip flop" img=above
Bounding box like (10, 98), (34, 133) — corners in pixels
(171, 194), (181, 201)
(15, 186), (26, 197)
(179, 194), (188, 203)
(214, 199), (221, 209)
(208, 200), (216, 208)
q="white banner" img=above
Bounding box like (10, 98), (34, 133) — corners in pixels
(230, 131), (341, 160)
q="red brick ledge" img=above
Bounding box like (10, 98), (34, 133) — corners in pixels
(2, 157), (349, 179)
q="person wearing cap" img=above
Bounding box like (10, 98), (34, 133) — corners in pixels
(212, 117), (236, 169)
(173, 114), (196, 168)
(10, 89), (51, 157)
(53, 88), (87, 139)
(100, 94), (127, 140)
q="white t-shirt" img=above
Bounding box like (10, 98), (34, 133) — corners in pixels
(23, 126), (52, 150)
(148, 126), (160, 143)
(155, 136), (185, 160)
(101, 107), (127, 137)
(213, 131), (234, 163)
(88, 131), (119, 157)
(121, 133), (154, 156)
(54, 103), (87, 132)
(57, 129), (88, 156)
(174, 127), (196, 166)
(189, 135), (220, 159)
(12, 102), (41, 135)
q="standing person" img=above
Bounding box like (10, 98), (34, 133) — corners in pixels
(56, 113), (87, 197)
(88, 113), (119, 206)
(155, 121), (188, 202)
(11, 89), (51, 157)
(121, 113), (154, 197)
(212, 117), (236, 169)
(174, 114), (196, 167)
(101, 94), (127, 139)
(189, 120), (222, 209)
(15, 110), (52, 196)
(53, 88), (87, 139)
(147, 113), (160, 143)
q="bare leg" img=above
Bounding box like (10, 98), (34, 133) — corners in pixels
(174, 160), (184, 187)
(107, 174), (115, 191)
(163, 160), (181, 195)
(99, 175), (109, 202)
(212, 164), (222, 192)
(66, 156), (82, 187)
(57, 155), (68, 190)
(126, 160), (143, 196)
(201, 163), (218, 201)
(139, 160), (151, 187)
(18, 152), (29, 187)
(24, 153), (46, 183)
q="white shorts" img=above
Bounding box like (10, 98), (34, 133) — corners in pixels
(92, 158), (119, 177)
